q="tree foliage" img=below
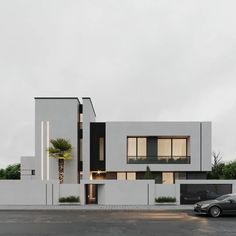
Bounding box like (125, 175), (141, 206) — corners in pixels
(0, 164), (20, 179)
(48, 138), (73, 160)
(48, 138), (73, 184)
(207, 152), (236, 179)
(222, 161), (236, 179)
(207, 152), (225, 179)
(143, 166), (153, 179)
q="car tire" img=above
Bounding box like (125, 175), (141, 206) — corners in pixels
(209, 206), (221, 218)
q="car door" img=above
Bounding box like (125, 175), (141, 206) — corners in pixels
(230, 196), (236, 213)
(221, 196), (236, 214)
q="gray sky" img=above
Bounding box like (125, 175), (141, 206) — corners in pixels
(0, 0), (236, 168)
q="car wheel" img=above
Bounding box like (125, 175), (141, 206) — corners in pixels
(209, 206), (221, 218)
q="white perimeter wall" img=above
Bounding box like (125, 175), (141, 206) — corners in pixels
(1, 180), (236, 206)
(81, 180), (155, 205)
(0, 180), (59, 205)
(59, 184), (80, 198)
(155, 184), (176, 199)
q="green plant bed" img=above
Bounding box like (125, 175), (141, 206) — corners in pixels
(59, 195), (80, 203)
(155, 197), (176, 203)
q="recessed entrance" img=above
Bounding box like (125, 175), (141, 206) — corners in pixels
(85, 184), (98, 204)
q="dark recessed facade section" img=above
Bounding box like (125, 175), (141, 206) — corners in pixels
(79, 104), (83, 113)
(186, 172), (207, 179)
(90, 122), (106, 171)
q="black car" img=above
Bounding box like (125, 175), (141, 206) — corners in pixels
(194, 194), (236, 217)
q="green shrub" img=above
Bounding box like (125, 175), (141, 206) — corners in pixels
(155, 197), (176, 203)
(59, 195), (80, 203)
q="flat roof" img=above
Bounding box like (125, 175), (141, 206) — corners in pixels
(82, 97), (96, 117)
(35, 97), (80, 103)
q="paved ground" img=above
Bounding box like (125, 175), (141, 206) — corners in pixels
(0, 210), (235, 236)
(0, 204), (192, 210)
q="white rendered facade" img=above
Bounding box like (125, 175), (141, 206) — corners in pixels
(20, 97), (213, 205)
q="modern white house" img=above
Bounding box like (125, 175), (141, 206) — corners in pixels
(2, 97), (234, 206)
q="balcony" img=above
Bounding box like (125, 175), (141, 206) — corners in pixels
(127, 156), (191, 164)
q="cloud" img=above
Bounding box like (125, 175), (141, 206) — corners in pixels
(0, 0), (236, 166)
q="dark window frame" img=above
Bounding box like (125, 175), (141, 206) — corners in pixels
(127, 136), (189, 164)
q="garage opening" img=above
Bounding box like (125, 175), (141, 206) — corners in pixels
(180, 184), (232, 205)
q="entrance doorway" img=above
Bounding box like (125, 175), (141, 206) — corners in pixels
(85, 184), (98, 204)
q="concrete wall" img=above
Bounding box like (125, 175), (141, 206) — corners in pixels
(155, 184), (176, 199)
(59, 184), (80, 198)
(35, 98), (79, 183)
(0, 180), (59, 205)
(81, 180), (155, 205)
(201, 122), (212, 171)
(106, 122), (211, 172)
(21, 156), (36, 180)
(97, 185), (106, 205)
(82, 98), (96, 180)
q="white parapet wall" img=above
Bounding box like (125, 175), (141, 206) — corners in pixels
(0, 180), (59, 205)
(155, 184), (176, 200)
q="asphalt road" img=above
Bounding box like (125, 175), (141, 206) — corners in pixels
(0, 210), (235, 236)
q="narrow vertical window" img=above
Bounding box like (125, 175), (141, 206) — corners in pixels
(99, 137), (104, 161)
(79, 113), (83, 123)
(128, 138), (136, 157)
(79, 113), (83, 129)
(80, 139), (83, 161)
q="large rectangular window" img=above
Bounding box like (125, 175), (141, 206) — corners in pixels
(127, 137), (146, 158)
(158, 139), (171, 156)
(172, 139), (187, 157)
(128, 138), (136, 156)
(127, 136), (189, 164)
(137, 138), (146, 157)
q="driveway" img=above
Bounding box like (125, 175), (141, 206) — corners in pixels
(0, 210), (235, 236)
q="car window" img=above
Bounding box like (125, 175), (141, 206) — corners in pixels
(216, 194), (231, 201)
(229, 196), (236, 201)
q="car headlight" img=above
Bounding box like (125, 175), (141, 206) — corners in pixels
(201, 204), (210, 208)
(194, 204), (198, 208)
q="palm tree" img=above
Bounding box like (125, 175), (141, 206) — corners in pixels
(48, 138), (73, 184)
